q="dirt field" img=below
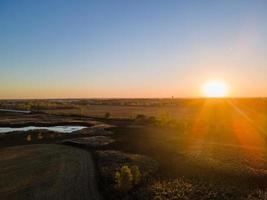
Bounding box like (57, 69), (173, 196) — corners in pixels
(0, 144), (101, 200)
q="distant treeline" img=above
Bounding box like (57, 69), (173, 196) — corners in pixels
(0, 98), (267, 111)
(67, 98), (206, 107)
(0, 100), (75, 111)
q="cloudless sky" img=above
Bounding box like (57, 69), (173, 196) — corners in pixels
(0, 0), (267, 99)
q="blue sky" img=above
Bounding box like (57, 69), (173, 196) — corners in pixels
(0, 0), (267, 98)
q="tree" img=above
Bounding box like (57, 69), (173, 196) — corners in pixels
(130, 165), (141, 185)
(147, 116), (157, 124)
(115, 165), (142, 192)
(135, 114), (146, 122)
(37, 133), (43, 140)
(79, 106), (86, 117)
(115, 165), (133, 192)
(105, 112), (111, 119)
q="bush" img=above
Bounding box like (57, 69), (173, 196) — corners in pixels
(135, 114), (146, 122)
(130, 165), (141, 185)
(115, 165), (133, 192)
(147, 116), (157, 124)
(80, 107), (86, 116)
(115, 165), (142, 192)
(105, 112), (111, 119)
(26, 135), (31, 142)
(37, 133), (43, 140)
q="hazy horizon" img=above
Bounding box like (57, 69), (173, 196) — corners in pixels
(1, 0), (267, 99)
(1, 97), (267, 101)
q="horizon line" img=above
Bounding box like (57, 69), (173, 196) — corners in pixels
(0, 96), (267, 101)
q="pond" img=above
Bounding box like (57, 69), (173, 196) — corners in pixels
(0, 109), (31, 114)
(0, 126), (87, 134)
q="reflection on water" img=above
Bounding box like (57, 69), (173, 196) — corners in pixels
(0, 126), (87, 133)
(0, 109), (31, 114)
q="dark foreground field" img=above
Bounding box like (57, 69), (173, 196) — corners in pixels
(0, 144), (101, 200)
(109, 126), (267, 199)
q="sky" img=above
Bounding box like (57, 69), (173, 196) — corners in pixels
(0, 0), (267, 99)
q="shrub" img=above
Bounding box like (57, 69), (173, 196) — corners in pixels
(105, 112), (111, 119)
(130, 165), (141, 185)
(37, 133), (43, 140)
(115, 165), (133, 192)
(147, 116), (157, 124)
(136, 114), (146, 122)
(26, 135), (31, 142)
(115, 165), (142, 192)
(246, 190), (267, 200)
(79, 106), (86, 116)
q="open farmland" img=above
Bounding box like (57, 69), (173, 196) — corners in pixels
(0, 98), (267, 199)
(2, 1), (267, 199)
(45, 104), (199, 120)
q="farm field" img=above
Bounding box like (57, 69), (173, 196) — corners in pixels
(2, 1), (267, 199)
(0, 144), (101, 200)
(0, 98), (267, 199)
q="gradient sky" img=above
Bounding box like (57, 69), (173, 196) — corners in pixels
(1, 0), (267, 99)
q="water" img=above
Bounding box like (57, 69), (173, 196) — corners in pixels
(0, 109), (31, 114)
(0, 126), (87, 134)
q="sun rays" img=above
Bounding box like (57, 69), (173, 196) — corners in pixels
(184, 98), (267, 168)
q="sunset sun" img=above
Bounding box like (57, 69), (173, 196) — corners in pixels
(202, 80), (229, 98)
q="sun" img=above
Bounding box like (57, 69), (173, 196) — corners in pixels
(202, 80), (229, 98)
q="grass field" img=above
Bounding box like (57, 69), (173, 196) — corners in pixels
(101, 99), (267, 199)
(108, 125), (267, 199)
(45, 104), (199, 120)
(0, 144), (101, 200)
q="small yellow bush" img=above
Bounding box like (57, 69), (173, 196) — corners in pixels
(115, 165), (133, 192)
(115, 165), (142, 192)
(130, 165), (141, 185)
